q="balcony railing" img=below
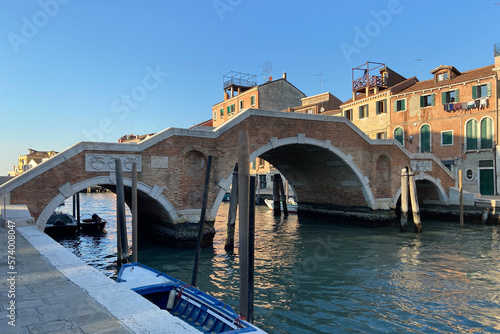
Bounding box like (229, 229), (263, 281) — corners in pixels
(352, 75), (387, 91)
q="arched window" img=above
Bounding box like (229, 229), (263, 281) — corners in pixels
(394, 127), (404, 145)
(420, 124), (431, 153)
(466, 119), (478, 150)
(480, 117), (493, 149)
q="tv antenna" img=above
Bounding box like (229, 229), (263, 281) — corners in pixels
(260, 61), (272, 82)
(314, 73), (326, 93)
(415, 59), (423, 81)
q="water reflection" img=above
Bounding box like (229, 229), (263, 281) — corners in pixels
(52, 193), (500, 333)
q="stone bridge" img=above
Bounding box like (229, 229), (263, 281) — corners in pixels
(1, 109), (455, 242)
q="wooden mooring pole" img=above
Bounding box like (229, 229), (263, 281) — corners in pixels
(272, 175), (281, 216)
(248, 175), (255, 324)
(115, 158), (129, 264)
(408, 170), (422, 233)
(459, 169), (464, 227)
(400, 167), (409, 232)
(132, 162), (138, 263)
(277, 174), (288, 216)
(238, 130), (250, 320)
(76, 192), (81, 230)
(192, 155), (212, 287)
(225, 163), (238, 251)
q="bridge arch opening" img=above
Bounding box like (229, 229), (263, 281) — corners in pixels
(250, 137), (377, 209)
(37, 176), (179, 231)
(392, 172), (449, 211)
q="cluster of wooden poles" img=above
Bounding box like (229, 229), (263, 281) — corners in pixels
(193, 131), (257, 323)
(114, 159), (138, 264)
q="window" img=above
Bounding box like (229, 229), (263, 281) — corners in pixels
(250, 95), (256, 106)
(376, 132), (386, 139)
(394, 99), (406, 112)
(227, 104), (235, 115)
(437, 73), (449, 81)
(307, 109), (313, 114)
(465, 169), (474, 181)
(376, 99), (387, 115)
(220, 108), (224, 119)
(466, 119), (478, 150)
(480, 117), (493, 149)
(239, 100), (244, 111)
(359, 105), (369, 119)
(472, 83), (492, 99)
(420, 94), (435, 107)
(394, 127), (404, 145)
(442, 89), (459, 103)
(441, 130), (453, 146)
(420, 124), (431, 152)
(344, 109), (352, 120)
(251, 158), (256, 170)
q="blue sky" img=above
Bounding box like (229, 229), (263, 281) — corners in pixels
(1, 0), (499, 175)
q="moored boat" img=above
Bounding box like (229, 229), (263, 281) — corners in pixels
(117, 263), (267, 333)
(45, 212), (79, 238)
(80, 213), (107, 234)
(264, 199), (298, 213)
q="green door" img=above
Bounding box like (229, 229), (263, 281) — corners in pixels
(479, 169), (494, 195)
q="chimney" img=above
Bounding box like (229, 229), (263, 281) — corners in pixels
(282, 71), (287, 80)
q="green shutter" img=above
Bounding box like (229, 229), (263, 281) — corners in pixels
(487, 83), (492, 97)
(359, 106), (362, 119)
(393, 100), (397, 112)
(376, 101), (380, 114)
(383, 99), (387, 113)
(466, 119), (478, 150)
(402, 99), (406, 111)
(442, 91), (447, 104)
(481, 118), (493, 149)
(421, 125), (431, 152)
(472, 85), (477, 99)
(455, 89), (460, 102)
(431, 94), (435, 106)
(366, 105), (369, 117)
(394, 128), (404, 145)
(420, 96), (424, 108)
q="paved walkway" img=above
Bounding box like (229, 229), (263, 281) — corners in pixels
(0, 224), (200, 334)
(0, 225), (133, 334)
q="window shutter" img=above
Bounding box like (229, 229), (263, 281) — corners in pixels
(487, 83), (492, 97)
(420, 96), (424, 108)
(393, 100), (397, 112)
(421, 125), (431, 152)
(455, 89), (460, 102)
(466, 120), (478, 150)
(472, 85), (477, 99)
(402, 99), (406, 111)
(431, 94), (435, 106)
(359, 106), (362, 119)
(383, 99), (387, 113)
(441, 92), (447, 104)
(376, 101), (380, 114)
(366, 105), (369, 118)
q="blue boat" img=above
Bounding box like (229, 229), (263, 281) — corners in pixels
(117, 263), (266, 334)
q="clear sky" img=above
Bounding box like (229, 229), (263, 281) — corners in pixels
(1, 0), (499, 175)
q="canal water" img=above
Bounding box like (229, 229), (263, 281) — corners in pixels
(55, 192), (500, 333)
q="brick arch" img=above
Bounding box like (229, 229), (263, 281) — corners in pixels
(210, 135), (378, 215)
(36, 176), (179, 230)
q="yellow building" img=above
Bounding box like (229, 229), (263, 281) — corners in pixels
(13, 149), (58, 176)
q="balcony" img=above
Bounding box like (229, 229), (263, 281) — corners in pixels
(352, 75), (387, 92)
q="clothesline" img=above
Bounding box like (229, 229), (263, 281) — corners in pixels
(443, 98), (488, 112)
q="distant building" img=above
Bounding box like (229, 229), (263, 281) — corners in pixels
(286, 92), (343, 115)
(189, 119), (213, 129)
(118, 133), (155, 143)
(12, 149), (58, 176)
(337, 62), (417, 139)
(212, 71), (306, 128)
